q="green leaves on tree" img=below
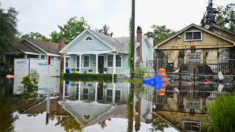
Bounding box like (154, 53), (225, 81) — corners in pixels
(216, 3), (235, 32)
(50, 17), (90, 44)
(145, 25), (176, 45)
(95, 24), (113, 37)
(0, 7), (19, 55)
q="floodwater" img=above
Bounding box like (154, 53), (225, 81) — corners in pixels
(0, 75), (234, 132)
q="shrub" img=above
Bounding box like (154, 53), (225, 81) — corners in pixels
(64, 73), (116, 82)
(206, 93), (235, 132)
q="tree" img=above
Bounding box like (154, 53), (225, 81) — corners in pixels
(21, 32), (51, 42)
(145, 25), (176, 45)
(95, 24), (113, 37)
(216, 3), (235, 32)
(0, 7), (19, 55)
(50, 17), (90, 44)
(19, 69), (39, 103)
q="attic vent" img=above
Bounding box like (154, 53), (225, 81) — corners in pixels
(85, 36), (93, 41)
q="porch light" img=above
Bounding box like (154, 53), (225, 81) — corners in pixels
(120, 55), (121, 57)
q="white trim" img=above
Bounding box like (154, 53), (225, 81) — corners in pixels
(184, 30), (202, 41)
(106, 54), (123, 68)
(84, 35), (93, 41)
(25, 52), (40, 55)
(65, 51), (113, 55)
(83, 55), (90, 68)
(59, 29), (115, 53)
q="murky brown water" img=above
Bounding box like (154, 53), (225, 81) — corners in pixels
(0, 76), (234, 132)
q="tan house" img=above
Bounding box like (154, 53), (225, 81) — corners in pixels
(153, 23), (235, 74)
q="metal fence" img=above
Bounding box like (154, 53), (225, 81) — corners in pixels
(141, 59), (235, 75)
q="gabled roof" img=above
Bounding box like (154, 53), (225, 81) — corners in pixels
(20, 38), (66, 55)
(153, 23), (235, 49)
(212, 24), (235, 36)
(60, 29), (152, 54)
(15, 41), (38, 54)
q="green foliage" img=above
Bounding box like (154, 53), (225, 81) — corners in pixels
(64, 73), (116, 82)
(206, 93), (235, 132)
(128, 18), (133, 76)
(88, 69), (93, 72)
(50, 17), (90, 44)
(0, 61), (5, 65)
(0, 96), (19, 132)
(95, 24), (113, 37)
(216, 3), (235, 32)
(0, 7), (19, 55)
(21, 32), (51, 42)
(134, 67), (147, 78)
(19, 69), (39, 103)
(145, 25), (176, 45)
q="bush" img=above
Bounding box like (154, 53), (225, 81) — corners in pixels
(64, 73), (117, 82)
(206, 93), (235, 132)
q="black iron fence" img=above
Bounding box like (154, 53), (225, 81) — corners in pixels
(141, 59), (235, 75)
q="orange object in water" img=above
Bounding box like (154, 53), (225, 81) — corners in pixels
(203, 79), (209, 83)
(6, 74), (15, 78)
(157, 90), (165, 96)
(188, 82), (192, 85)
(158, 68), (166, 74)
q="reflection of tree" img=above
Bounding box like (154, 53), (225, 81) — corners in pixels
(55, 110), (83, 132)
(148, 114), (170, 132)
(0, 96), (18, 132)
(97, 118), (111, 129)
(98, 120), (107, 129)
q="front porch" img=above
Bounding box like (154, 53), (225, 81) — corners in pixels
(63, 51), (128, 76)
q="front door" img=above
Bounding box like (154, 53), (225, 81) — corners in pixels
(98, 56), (104, 73)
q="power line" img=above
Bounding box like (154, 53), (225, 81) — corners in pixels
(141, 0), (149, 32)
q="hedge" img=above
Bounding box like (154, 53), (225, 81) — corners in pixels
(64, 73), (117, 82)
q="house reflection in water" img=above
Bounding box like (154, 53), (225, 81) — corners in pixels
(58, 81), (153, 128)
(152, 82), (234, 132)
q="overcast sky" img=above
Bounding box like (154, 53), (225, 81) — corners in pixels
(1, 0), (234, 38)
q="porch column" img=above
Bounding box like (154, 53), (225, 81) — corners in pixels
(78, 82), (81, 100)
(63, 55), (66, 73)
(96, 54), (98, 74)
(113, 54), (116, 75)
(112, 83), (116, 104)
(79, 55), (82, 73)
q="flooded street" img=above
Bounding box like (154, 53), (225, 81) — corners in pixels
(0, 75), (234, 132)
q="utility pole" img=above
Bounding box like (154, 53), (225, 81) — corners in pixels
(131, 0), (135, 79)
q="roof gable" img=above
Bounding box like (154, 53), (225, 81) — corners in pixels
(153, 24), (235, 49)
(63, 31), (113, 52)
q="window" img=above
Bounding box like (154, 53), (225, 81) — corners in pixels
(77, 56), (80, 67)
(85, 36), (92, 41)
(84, 56), (89, 67)
(184, 31), (202, 41)
(187, 52), (200, 63)
(41, 55), (45, 59)
(116, 55), (121, 67)
(183, 121), (201, 132)
(108, 55), (113, 67)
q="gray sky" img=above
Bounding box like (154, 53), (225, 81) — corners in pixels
(1, 0), (234, 38)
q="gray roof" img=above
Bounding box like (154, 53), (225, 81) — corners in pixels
(88, 29), (146, 53)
